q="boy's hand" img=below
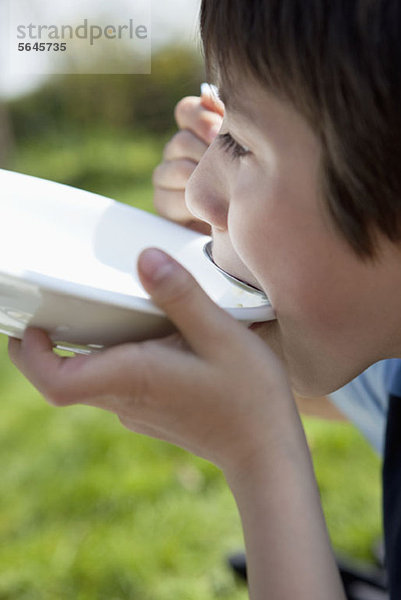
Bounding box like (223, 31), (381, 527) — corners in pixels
(8, 248), (294, 475)
(8, 251), (345, 600)
(152, 90), (224, 234)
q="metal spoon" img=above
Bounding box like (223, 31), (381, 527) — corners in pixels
(203, 240), (270, 303)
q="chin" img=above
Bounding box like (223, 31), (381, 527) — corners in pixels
(290, 378), (331, 399)
(249, 320), (360, 398)
(289, 359), (365, 399)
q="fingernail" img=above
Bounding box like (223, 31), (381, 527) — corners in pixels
(200, 82), (211, 97)
(140, 248), (176, 283)
(200, 82), (220, 100)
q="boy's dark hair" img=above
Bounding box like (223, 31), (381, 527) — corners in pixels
(200, 0), (401, 260)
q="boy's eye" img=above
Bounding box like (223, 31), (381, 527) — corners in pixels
(217, 132), (250, 159)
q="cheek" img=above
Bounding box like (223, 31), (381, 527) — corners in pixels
(268, 237), (355, 336)
(226, 161), (370, 347)
(229, 188), (354, 335)
(263, 231), (379, 375)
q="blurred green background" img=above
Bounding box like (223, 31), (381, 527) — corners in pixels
(0, 43), (382, 600)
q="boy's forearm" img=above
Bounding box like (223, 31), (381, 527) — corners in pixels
(224, 410), (346, 600)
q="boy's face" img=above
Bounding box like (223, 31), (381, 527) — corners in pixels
(186, 76), (401, 396)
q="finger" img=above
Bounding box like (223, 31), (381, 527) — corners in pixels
(163, 130), (208, 163)
(153, 188), (211, 234)
(186, 220), (212, 235)
(137, 248), (243, 359)
(117, 415), (166, 440)
(117, 414), (185, 449)
(200, 86), (225, 116)
(153, 187), (192, 223)
(174, 97), (223, 145)
(8, 328), (88, 403)
(152, 159), (197, 190)
(147, 331), (190, 352)
(8, 327), (145, 406)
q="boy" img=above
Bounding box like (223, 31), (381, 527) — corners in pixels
(8, 1), (401, 598)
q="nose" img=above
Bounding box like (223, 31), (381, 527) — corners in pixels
(185, 144), (228, 231)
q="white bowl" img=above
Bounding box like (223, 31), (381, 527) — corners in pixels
(0, 169), (275, 354)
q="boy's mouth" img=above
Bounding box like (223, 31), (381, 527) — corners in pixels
(249, 321), (268, 331)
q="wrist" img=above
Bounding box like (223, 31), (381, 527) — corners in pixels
(221, 414), (346, 600)
(221, 391), (307, 491)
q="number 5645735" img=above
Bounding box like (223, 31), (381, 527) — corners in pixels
(18, 42), (67, 51)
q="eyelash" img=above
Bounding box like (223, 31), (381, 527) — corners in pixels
(218, 132), (250, 160)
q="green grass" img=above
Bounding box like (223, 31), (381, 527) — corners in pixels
(0, 129), (383, 598)
(0, 337), (246, 599)
(304, 419), (382, 561)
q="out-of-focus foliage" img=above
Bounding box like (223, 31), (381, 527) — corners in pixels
(11, 128), (166, 208)
(4, 43), (204, 198)
(0, 102), (14, 167)
(7, 45), (205, 141)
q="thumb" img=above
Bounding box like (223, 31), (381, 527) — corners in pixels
(138, 247), (240, 358)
